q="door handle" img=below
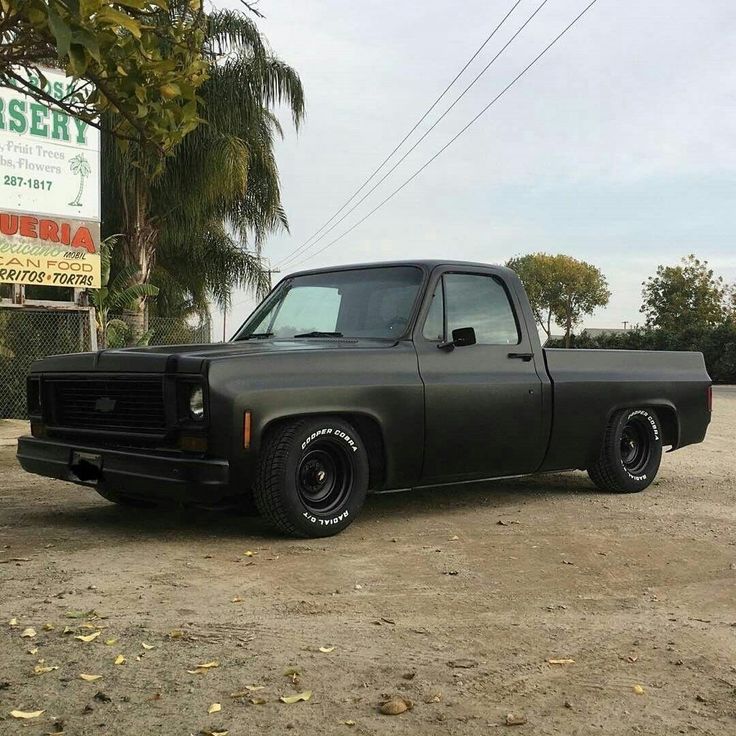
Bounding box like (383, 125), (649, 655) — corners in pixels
(508, 352), (534, 361)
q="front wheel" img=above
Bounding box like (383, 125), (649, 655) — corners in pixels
(588, 408), (663, 493)
(253, 417), (370, 537)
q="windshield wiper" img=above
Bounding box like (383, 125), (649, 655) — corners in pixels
(293, 331), (344, 338)
(239, 332), (274, 340)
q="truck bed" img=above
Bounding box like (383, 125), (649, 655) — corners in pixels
(541, 349), (711, 472)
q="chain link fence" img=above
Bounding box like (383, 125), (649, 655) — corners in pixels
(0, 306), (96, 419)
(148, 316), (212, 346)
(1, 307), (214, 419)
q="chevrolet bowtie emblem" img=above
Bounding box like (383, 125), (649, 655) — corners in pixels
(94, 397), (116, 413)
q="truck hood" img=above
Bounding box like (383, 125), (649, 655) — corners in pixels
(31, 338), (399, 374)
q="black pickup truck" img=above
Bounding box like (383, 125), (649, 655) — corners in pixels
(18, 261), (712, 537)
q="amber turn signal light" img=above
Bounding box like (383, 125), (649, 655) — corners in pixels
(243, 411), (252, 449)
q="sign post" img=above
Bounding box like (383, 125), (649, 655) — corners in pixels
(0, 68), (101, 290)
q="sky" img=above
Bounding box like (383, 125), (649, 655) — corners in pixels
(213, 0), (736, 340)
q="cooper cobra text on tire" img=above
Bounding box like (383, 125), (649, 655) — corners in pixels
(253, 416), (370, 537)
(588, 408), (663, 493)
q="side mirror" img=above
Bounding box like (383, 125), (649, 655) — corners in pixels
(438, 327), (476, 351)
(452, 327), (476, 347)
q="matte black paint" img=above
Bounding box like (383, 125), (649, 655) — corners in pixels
(17, 261), (712, 505)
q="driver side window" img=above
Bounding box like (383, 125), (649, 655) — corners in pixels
(422, 273), (520, 345)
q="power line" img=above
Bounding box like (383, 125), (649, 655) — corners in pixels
(276, 0), (525, 269)
(279, 0), (552, 270)
(289, 0), (600, 270)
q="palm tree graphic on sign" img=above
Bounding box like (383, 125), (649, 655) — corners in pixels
(68, 153), (92, 207)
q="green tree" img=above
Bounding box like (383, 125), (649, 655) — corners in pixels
(506, 253), (610, 347)
(641, 255), (727, 332)
(506, 253), (563, 339)
(0, 0), (208, 153)
(102, 5), (303, 336)
(90, 237), (159, 347)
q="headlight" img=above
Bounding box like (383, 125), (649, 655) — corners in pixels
(189, 386), (205, 421)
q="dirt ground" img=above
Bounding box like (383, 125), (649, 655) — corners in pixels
(0, 391), (734, 736)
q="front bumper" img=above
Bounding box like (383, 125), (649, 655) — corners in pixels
(17, 436), (229, 504)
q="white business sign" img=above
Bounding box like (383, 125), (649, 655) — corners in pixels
(0, 68), (101, 288)
(0, 67), (100, 221)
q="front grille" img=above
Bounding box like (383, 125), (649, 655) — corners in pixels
(49, 377), (167, 434)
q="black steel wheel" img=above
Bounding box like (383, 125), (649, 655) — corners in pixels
(254, 416), (370, 537)
(588, 408), (663, 493)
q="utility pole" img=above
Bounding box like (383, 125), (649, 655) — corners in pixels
(222, 306), (227, 342)
(622, 320), (629, 330)
(264, 260), (280, 290)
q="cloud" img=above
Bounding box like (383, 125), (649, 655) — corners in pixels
(213, 0), (736, 337)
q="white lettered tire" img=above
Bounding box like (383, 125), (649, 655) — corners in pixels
(253, 416), (370, 537)
(588, 407), (663, 493)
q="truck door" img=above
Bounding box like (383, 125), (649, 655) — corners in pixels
(415, 268), (546, 483)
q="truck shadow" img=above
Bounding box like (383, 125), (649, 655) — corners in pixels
(20, 471), (597, 542)
(362, 470), (596, 521)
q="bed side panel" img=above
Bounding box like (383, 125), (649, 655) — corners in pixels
(541, 349), (711, 471)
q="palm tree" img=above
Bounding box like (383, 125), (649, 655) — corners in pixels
(102, 4), (304, 337)
(90, 237), (159, 348)
(68, 153), (92, 207)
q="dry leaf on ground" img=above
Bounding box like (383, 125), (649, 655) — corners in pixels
(75, 632), (101, 643)
(207, 703), (222, 714)
(21, 627), (36, 638)
(141, 642), (155, 650)
(114, 655), (126, 665)
(548, 658), (575, 665)
(231, 685), (265, 697)
(33, 664), (58, 675)
(280, 691), (312, 704)
(10, 710), (44, 719)
(633, 684), (645, 695)
(188, 660), (219, 674)
(80, 674), (103, 682)
(318, 646), (335, 653)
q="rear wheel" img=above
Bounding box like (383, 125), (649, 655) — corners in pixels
(254, 417), (369, 537)
(588, 408), (663, 493)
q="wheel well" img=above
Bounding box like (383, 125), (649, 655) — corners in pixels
(649, 405), (679, 448)
(261, 412), (387, 491)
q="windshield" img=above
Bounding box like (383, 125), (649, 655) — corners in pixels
(234, 266), (424, 340)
